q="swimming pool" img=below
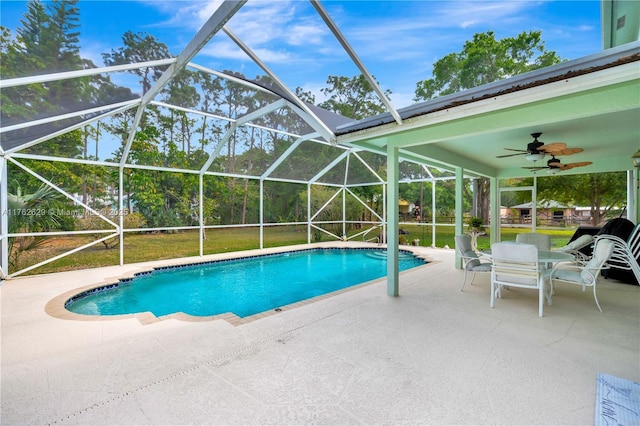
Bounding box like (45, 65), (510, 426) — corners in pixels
(65, 248), (426, 319)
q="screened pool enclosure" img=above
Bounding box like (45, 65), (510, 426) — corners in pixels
(0, 1), (466, 278)
(1, 1), (638, 284)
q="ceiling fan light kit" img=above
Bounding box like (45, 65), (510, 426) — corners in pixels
(525, 153), (545, 161)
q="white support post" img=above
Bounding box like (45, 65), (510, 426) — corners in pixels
(454, 167), (464, 268)
(628, 169), (639, 225)
(342, 188), (346, 240)
(0, 156), (8, 279)
(532, 175), (538, 232)
(307, 183), (312, 244)
(490, 177), (499, 244)
(342, 154), (350, 240)
(431, 179), (436, 248)
(119, 167), (124, 266)
(199, 174), (204, 257)
(386, 145), (399, 297)
(382, 183), (387, 244)
(260, 179), (264, 249)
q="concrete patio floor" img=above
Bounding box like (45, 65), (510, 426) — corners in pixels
(1, 243), (639, 425)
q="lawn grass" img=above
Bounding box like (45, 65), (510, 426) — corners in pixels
(397, 224), (574, 250)
(12, 225), (310, 275)
(12, 224), (575, 276)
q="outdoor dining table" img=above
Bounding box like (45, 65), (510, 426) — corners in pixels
(481, 246), (575, 307)
(481, 249), (575, 265)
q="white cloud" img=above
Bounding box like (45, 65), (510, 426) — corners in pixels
(198, 38), (292, 63)
(327, 1), (535, 66)
(134, 0), (599, 106)
(576, 24), (595, 32)
(286, 23), (326, 46)
(144, 0), (331, 64)
(389, 89), (415, 110)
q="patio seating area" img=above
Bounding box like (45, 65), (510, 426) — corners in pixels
(1, 242), (638, 425)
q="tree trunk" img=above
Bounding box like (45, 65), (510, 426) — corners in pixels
(475, 178), (491, 225)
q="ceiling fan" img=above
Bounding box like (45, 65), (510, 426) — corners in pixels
(522, 155), (593, 174)
(497, 132), (583, 161)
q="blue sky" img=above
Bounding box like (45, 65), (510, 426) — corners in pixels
(1, 1), (602, 109)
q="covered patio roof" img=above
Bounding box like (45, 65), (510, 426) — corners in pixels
(331, 37), (639, 296)
(337, 41), (639, 180)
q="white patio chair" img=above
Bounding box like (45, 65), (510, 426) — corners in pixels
(591, 225), (640, 285)
(516, 232), (551, 251)
(549, 238), (615, 312)
(555, 234), (594, 265)
(490, 242), (550, 317)
(455, 234), (492, 291)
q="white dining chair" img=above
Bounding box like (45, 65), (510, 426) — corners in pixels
(490, 242), (550, 317)
(548, 238), (615, 312)
(516, 232), (551, 251)
(455, 234), (492, 291)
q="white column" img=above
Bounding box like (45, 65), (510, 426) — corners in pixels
(0, 156), (8, 278)
(628, 169), (639, 225)
(490, 177), (499, 244)
(382, 183), (386, 244)
(259, 179), (264, 249)
(307, 183), (312, 244)
(431, 179), (436, 248)
(386, 145), (399, 296)
(118, 167), (124, 265)
(342, 187), (346, 240)
(199, 174), (204, 256)
(454, 167), (464, 268)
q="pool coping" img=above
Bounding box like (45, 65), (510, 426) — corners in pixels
(44, 244), (436, 326)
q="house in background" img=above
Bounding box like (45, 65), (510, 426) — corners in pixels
(502, 201), (612, 226)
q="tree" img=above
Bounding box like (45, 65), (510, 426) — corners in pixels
(102, 31), (171, 95)
(2, 0), (93, 201)
(415, 31), (562, 101)
(319, 74), (389, 120)
(537, 172), (627, 226)
(197, 71), (224, 151)
(414, 30), (563, 224)
(7, 184), (62, 268)
(3, 0), (86, 124)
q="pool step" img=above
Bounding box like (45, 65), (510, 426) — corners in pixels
(365, 251), (415, 260)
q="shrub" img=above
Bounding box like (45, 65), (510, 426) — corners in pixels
(78, 208), (147, 248)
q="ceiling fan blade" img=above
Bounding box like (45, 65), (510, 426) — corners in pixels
(540, 142), (567, 152)
(522, 166), (547, 170)
(503, 148), (528, 153)
(560, 161), (593, 170)
(552, 147), (584, 156)
(496, 152), (527, 158)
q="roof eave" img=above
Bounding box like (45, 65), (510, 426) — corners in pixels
(335, 41), (640, 137)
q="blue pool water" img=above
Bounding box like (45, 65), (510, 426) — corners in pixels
(66, 248), (425, 318)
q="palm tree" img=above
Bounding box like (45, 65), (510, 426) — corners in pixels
(7, 184), (62, 267)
